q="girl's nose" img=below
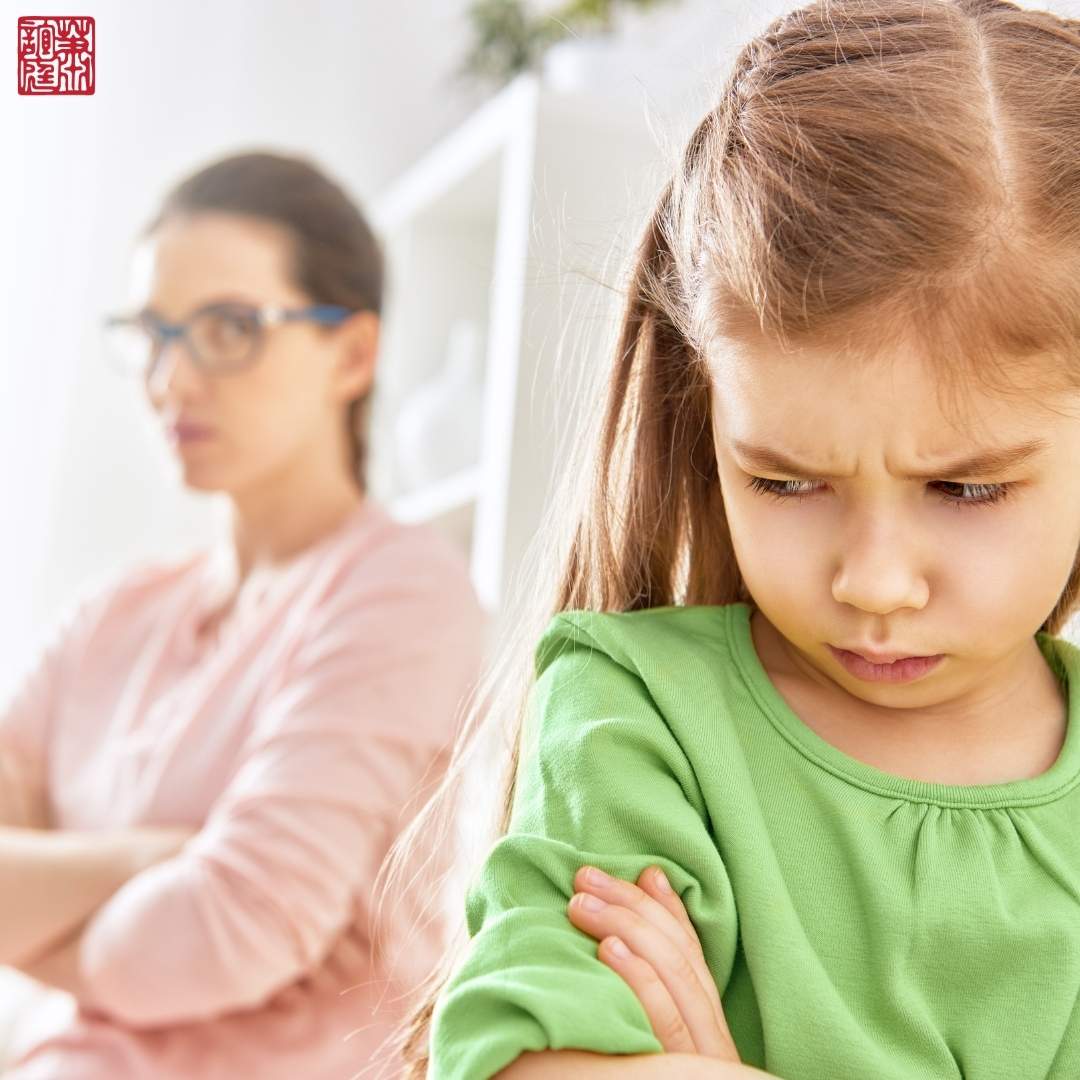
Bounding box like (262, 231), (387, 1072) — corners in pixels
(831, 521), (930, 615)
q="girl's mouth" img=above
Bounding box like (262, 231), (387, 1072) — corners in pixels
(828, 646), (944, 684)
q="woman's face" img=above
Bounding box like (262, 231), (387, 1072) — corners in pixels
(709, 331), (1080, 720)
(128, 211), (376, 497)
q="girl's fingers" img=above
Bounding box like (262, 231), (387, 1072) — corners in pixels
(636, 867), (703, 951)
(572, 865), (723, 1018)
(596, 935), (697, 1055)
(636, 866), (731, 1035)
(635, 867), (738, 1056)
(568, 890), (732, 1059)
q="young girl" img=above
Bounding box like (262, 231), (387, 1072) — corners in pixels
(382, 0), (1080, 1076)
(0, 151), (487, 1078)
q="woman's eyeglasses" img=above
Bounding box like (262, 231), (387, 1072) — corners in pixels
(101, 301), (356, 378)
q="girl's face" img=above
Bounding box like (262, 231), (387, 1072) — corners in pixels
(709, 334), (1080, 717)
(128, 212), (376, 497)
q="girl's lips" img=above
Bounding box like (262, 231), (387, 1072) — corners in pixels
(839, 646), (921, 664)
(828, 645), (944, 684)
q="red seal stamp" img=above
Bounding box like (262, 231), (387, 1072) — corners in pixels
(18, 16), (95, 95)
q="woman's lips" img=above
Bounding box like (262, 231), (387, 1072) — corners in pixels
(828, 645), (944, 684)
(168, 420), (215, 444)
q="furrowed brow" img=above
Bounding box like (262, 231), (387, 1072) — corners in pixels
(730, 437), (1049, 481)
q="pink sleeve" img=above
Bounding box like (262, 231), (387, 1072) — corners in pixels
(0, 579), (113, 777)
(0, 625), (64, 824)
(76, 549), (486, 1028)
(0, 626), (62, 766)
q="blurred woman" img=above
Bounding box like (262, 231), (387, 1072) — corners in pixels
(0, 150), (487, 1079)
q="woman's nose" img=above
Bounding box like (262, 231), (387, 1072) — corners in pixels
(145, 338), (201, 403)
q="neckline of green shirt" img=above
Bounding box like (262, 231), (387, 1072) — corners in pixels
(723, 601), (1080, 810)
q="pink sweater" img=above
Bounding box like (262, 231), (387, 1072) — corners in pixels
(0, 498), (488, 1079)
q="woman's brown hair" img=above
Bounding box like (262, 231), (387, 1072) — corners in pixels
(373, 0), (1080, 1073)
(141, 150), (384, 489)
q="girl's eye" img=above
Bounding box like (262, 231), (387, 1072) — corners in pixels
(743, 475), (1014, 510)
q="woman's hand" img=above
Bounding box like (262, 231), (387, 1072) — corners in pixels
(567, 864), (741, 1061)
(125, 826), (196, 875)
(0, 744), (50, 829)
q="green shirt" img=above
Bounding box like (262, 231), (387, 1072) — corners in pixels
(430, 602), (1080, 1079)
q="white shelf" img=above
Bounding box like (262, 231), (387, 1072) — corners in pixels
(389, 465), (481, 524)
(373, 77), (536, 232)
(368, 72), (663, 627)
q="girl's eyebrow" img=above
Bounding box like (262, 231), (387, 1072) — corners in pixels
(730, 437), (1049, 481)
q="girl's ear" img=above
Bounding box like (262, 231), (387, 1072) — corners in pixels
(330, 310), (379, 403)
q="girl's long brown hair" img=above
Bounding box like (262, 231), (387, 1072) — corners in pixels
(372, 0), (1080, 1073)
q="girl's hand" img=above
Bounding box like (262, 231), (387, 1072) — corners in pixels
(567, 864), (741, 1061)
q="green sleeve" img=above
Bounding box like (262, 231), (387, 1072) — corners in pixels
(429, 612), (731, 1080)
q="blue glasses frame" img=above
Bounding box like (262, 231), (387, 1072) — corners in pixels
(102, 301), (356, 376)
